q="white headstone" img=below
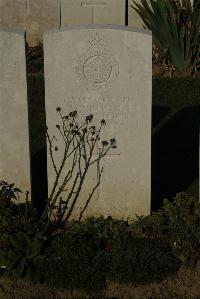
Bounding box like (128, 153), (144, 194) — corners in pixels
(0, 0), (26, 29)
(61, 0), (126, 25)
(0, 0), (60, 47)
(0, 29), (31, 194)
(44, 25), (152, 220)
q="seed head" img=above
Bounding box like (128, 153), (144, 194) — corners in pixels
(110, 138), (116, 145)
(86, 114), (93, 123)
(102, 140), (109, 146)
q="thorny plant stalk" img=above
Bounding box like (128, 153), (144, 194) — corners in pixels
(40, 108), (117, 229)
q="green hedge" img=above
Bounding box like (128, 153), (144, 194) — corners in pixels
(152, 78), (200, 108)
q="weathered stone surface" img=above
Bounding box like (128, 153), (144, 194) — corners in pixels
(0, 29), (31, 194)
(0, 0), (60, 46)
(0, 0), (26, 29)
(44, 25), (152, 220)
(61, 0), (125, 25)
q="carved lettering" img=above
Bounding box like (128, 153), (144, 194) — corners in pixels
(64, 95), (135, 127)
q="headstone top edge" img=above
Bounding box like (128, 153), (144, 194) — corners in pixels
(43, 25), (152, 36)
(0, 27), (25, 36)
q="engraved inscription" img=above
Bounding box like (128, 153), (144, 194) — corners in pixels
(76, 33), (119, 90)
(64, 95), (135, 157)
(64, 96), (135, 126)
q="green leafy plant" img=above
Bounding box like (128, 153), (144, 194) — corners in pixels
(108, 236), (181, 284)
(0, 231), (46, 280)
(37, 217), (180, 290)
(132, 192), (200, 264)
(37, 217), (116, 291)
(131, 0), (200, 76)
(0, 180), (45, 281)
(0, 180), (39, 240)
(0, 181), (22, 209)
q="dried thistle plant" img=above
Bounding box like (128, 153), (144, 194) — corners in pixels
(40, 108), (117, 228)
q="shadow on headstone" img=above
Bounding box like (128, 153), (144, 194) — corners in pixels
(152, 106), (171, 127)
(152, 106), (200, 211)
(26, 73), (48, 217)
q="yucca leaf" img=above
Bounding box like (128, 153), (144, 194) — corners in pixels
(131, 0), (200, 73)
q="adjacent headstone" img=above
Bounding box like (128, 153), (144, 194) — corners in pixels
(25, 0), (60, 46)
(0, 29), (31, 194)
(61, 0), (126, 26)
(0, 0), (60, 47)
(0, 0), (26, 30)
(44, 25), (152, 220)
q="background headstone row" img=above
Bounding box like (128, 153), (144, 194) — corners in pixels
(0, 0), (148, 46)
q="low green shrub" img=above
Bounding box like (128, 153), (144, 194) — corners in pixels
(0, 181), (38, 238)
(37, 217), (128, 291)
(0, 181), (190, 291)
(0, 180), (47, 280)
(133, 192), (200, 264)
(38, 217), (180, 291)
(108, 237), (181, 284)
(0, 232), (46, 280)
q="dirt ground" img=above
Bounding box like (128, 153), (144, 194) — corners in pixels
(0, 263), (200, 299)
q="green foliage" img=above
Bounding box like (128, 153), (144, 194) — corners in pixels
(133, 193), (200, 264)
(0, 231), (46, 281)
(0, 180), (39, 250)
(37, 217), (127, 291)
(0, 180), (21, 211)
(0, 180), (195, 291)
(108, 237), (181, 284)
(0, 180), (47, 281)
(131, 0), (200, 74)
(38, 217), (180, 290)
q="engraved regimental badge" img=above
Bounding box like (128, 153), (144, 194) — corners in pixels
(76, 32), (119, 90)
